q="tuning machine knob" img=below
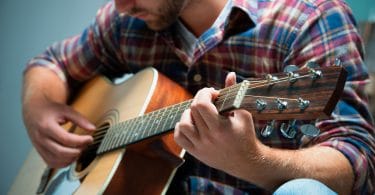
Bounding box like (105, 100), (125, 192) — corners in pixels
(309, 69), (322, 80)
(306, 61), (322, 80)
(260, 120), (275, 138)
(300, 124), (320, 137)
(276, 98), (288, 111)
(283, 65), (300, 83)
(280, 119), (297, 139)
(266, 74), (279, 85)
(256, 99), (267, 111)
(297, 97), (310, 110)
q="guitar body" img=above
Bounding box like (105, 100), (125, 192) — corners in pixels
(10, 68), (192, 194)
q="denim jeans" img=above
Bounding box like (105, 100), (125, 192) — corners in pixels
(273, 178), (337, 195)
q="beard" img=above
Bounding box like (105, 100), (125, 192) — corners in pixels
(128, 0), (187, 31)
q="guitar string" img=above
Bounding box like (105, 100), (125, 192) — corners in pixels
(91, 73), (306, 136)
(90, 101), (193, 148)
(89, 73), (313, 151)
(87, 73), (315, 152)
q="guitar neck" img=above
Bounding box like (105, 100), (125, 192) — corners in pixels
(96, 82), (249, 154)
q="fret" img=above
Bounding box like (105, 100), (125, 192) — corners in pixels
(118, 121), (130, 146)
(164, 105), (178, 131)
(143, 111), (155, 138)
(139, 115), (149, 138)
(159, 107), (171, 133)
(115, 123), (127, 149)
(151, 110), (164, 135)
(133, 116), (146, 142)
(147, 110), (160, 137)
(105, 129), (116, 151)
(140, 113), (152, 139)
(100, 128), (111, 153)
(126, 116), (141, 144)
(123, 118), (137, 145)
(112, 127), (122, 150)
(113, 126), (122, 150)
(106, 127), (118, 151)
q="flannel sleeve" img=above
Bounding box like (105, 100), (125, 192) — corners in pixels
(25, 1), (128, 90)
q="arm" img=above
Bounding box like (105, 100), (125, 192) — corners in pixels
(174, 78), (353, 195)
(22, 2), (125, 168)
(22, 67), (95, 168)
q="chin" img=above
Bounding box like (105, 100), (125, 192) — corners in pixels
(146, 23), (170, 31)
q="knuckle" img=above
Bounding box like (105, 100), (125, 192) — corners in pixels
(174, 128), (185, 142)
(190, 101), (207, 111)
(59, 133), (70, 145)
(54, 147), (64, 156)
(174, 128), (181, 139)
(38, 119), (50, 130)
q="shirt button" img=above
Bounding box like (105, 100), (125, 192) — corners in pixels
(193, 74), (202, 82)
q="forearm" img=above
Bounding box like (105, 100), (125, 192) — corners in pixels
(22, 66), (69, 107)
(237, 144), (354, 194)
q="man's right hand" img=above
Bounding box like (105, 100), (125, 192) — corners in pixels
(22, 67), (95, 168)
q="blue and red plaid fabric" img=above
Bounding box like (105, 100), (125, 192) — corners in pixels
(26, 0), (374, 194)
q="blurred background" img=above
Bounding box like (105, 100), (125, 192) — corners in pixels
(0, 0), (374, 194)
(0, 0), (106, 194)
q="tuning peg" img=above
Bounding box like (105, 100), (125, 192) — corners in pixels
(280, 119), (297, 139)
(256, 99), (267, 111)
(283, 65), (300, 83)
(276, 98), (288, 111)
(266, 74), (278, 85)
(308, 68), (322, 80)
(288, 72), (300, 83)
(306, 61), (322, 80)
(261, 120), (275, 138)
(297, 97), (310, 110)
(300, 124), (320, 137)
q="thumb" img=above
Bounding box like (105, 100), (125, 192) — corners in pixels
(63, 107), (96, 132)
(225, 72), (237, 87)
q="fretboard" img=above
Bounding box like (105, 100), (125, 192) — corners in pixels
(96, 82), (248, 155)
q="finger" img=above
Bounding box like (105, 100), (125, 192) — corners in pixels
(39, 138), (81, 168)
(46, 137), (82, 158)
(225, 72), (237, 87)
(178, 109), (200, 141)
(191, 88), (220, 130)
(174, 122), (195, 151)
(47, 122), (93, 148)
(62, 107), (96, 132)
(231, 109), (255, 130)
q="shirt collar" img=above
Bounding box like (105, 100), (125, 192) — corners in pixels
(222, 0), (258, 37)
(231, 0), (258, 24)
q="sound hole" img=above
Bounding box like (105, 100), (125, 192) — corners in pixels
(75, 123), (110, 172)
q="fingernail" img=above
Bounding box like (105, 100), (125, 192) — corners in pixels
(88, 123), (96, 130)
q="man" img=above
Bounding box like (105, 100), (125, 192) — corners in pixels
(22, 0), (374, 194)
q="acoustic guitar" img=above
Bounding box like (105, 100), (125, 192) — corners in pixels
(9, 65), (347, 194)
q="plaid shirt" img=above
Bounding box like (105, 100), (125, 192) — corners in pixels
(27, 0), (375, 194)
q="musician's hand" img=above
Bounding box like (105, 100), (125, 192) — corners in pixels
(23, 98), (95, 168)
(174, 72), (265, 177)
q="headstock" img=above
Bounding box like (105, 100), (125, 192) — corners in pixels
(214, 64), (347, 121)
